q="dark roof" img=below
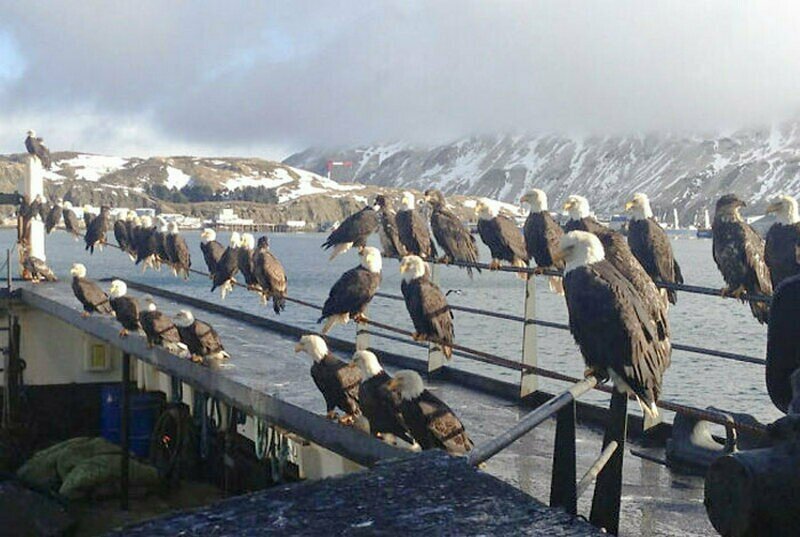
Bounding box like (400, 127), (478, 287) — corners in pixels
(110, 451), (602, 536)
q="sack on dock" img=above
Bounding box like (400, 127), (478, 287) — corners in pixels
(59, 453), (158, 500)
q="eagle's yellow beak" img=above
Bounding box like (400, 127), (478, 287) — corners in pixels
(625, 201), (635, 211)
(294, 343), (304, 353)
(563, 200), (573, 211)
(386, 378), (400, 390)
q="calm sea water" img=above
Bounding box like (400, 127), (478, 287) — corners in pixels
(13, 228), (780, 424)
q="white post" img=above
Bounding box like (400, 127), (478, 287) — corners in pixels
(22, 155), (45, 262)
(355, 311), (370, 351)
(427, 262), (446, 373)
(520, 274), (538, 397)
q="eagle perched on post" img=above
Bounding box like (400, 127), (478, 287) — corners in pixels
(25, 130), (52, 170)
(558, 231), (671, 429)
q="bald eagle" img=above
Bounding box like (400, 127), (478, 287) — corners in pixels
(766, 274), (800, 413)
(45, 199), (63, 234)
(85, 206), (110, 254)
(133, 216), (158, 270)
(22, 252), (56, 283)
(625, 193), (684, 305)
(521, 189), (564, 294)
(559, 231), (671, 429)
(563, 195), (609, 234)
(109, 280), (140, 338)
(83, 206), (94, 230)
(322, 203), (379, 260)
(765, 195), (800, 289)
(200, 228), (225, 277)
(211, 232), (241, 299)
(295, 335), (362, 420)
(475, 198), (527, 278)
(424, 189), (479, 276)
(352, 350), (414, 445)
(25, 130), (52, 170)
(62, 201), (81, 238)
(70, 264), (113, 317)
(396, 192), (437, 260)
(252, 235), (287, 314)
(237, 233), (259, 291)
(139, 297), (189, 356)
(375, 195), (406, 258)
(400, 255), (454, 359)
(114, 211), (136, 260)
(173, 309), (230, 363)
(712, 194), (772, 324)
(387, 370), (473, 454)
(165, 222), (191, 279)
(154, 220), (170, 269)
(318, 247), (382, 334)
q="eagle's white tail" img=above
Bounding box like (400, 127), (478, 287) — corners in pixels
(321, 313), (349, 334)
(638, 398), (661, 430)
(548, 276), (564, 295)
(221, 280), (234, 300)
(512, 259), (528, 280)
(165, 341), (191, 359)
(328, 242), (353, 261)
(206, 350), (230, 362)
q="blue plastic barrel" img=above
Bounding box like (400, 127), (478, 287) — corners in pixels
(100, 384), (162, 458)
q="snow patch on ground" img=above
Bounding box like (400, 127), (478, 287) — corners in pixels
(164, 166), (192, 190)
(57, 154), (129, 182)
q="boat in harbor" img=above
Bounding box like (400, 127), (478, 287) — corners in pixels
(696, 208), (713, 238)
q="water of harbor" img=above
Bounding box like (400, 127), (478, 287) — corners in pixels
(12, 229), (780, 424)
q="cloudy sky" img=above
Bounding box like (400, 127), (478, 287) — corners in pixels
(1, 1), (800, 159)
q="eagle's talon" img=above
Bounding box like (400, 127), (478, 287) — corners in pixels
(411, 332), (425, 342)
(339, 414), (356, 425)
(354, 313), (368, 323)
(81, 311), (90, 318)
(489, 259), (501, 270)
(326, 410), (338, 420)
(532, 267), (545, 275)
(118, 328), (128, 338)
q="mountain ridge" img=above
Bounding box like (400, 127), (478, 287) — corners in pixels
(284, 124), (800, 222)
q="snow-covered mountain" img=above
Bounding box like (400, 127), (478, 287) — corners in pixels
(0, 153), (372, 206)
(285, 123), (800, 221)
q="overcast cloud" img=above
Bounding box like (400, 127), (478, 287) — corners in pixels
(1, 1), (800, 157)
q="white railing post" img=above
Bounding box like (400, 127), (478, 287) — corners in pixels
(355, 309), (370, 351)
(22, 155), (45, 263)
(520, 274), (538, 397)
(427, 262), (446, 373)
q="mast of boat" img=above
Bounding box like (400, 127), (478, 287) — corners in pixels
(672, 208), (680, 230)
(704, 208), (711, 229)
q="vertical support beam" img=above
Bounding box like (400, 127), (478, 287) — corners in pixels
(520, 274), (538, 397)
(550, 400), (577, 515)
(23, 155), (45, 263)
(6, 249), (11, 291)
(120, 352), (131, 511)
(590, 390), (629, 535)
(427, 263), (446, 373)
